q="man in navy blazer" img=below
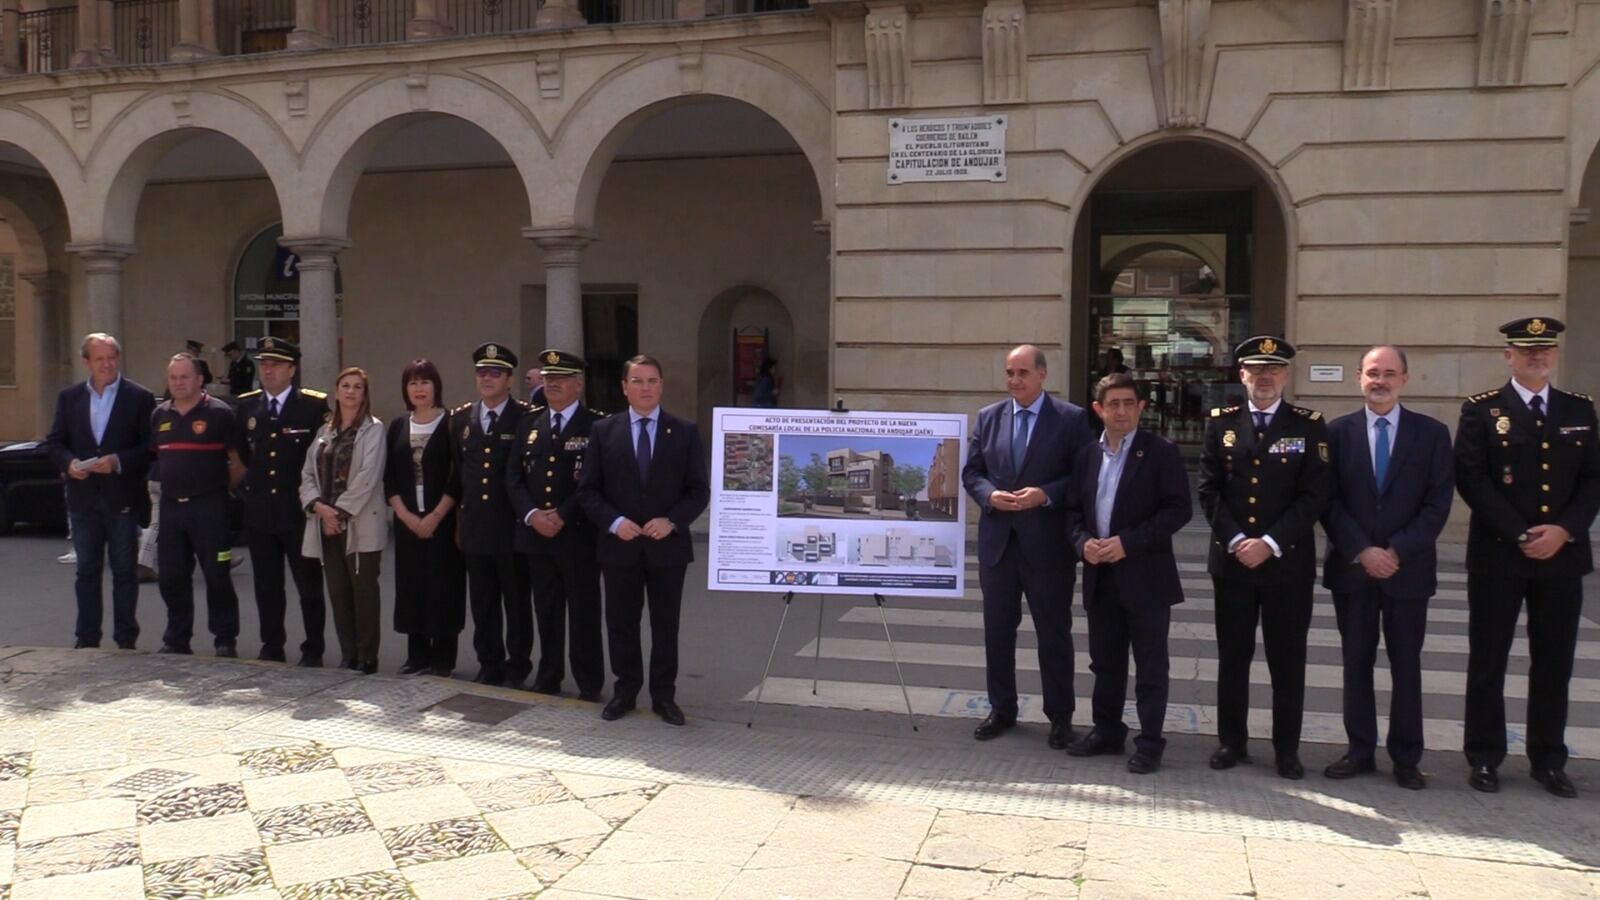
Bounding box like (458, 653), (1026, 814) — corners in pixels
(44, 333), (156, 649)
(1321, 345), (1453, 790)
(961, 344), (1094, 748)
(578, 354), (710, 726)
(1064, 374), (1191, 773)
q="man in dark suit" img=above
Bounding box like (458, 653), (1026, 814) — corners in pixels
(961, 344), (1093, 748)
(577, 354), (709, 726)
(450, 342), (534, 686)
(508, 349), (606, 701)
(1199, 336), (1332, 780)
(236, 338), (330, 666)
(45, 332), (156, 650)
(1321, 345), (1454, 790)
(1457, 317), (1600, 799)
(1064, 373), (1191, 773)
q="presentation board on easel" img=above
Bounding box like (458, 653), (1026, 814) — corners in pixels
(707, 407), (968, 599)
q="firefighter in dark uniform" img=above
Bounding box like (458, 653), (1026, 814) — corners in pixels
(1198, 335), (1332, 780)
(507, 349), (607, 701)
(450, 342), (534, 686)
(152, 352), (245, 656)
(236, 338), (331, 666)
(1458, 317), (1600, 799)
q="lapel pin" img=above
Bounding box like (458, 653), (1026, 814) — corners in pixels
(1136, 450), (1145, 457)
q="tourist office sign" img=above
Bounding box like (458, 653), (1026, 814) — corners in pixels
(887, 115), (1007, 184)
(708, 408), (968, 598)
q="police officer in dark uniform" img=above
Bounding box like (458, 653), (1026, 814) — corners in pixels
(450, 342), (534, 686)
(1198, 336), (1332, 780)
(1457, 317), (1600, 799)
(152, 352), (245, 656)
(507, 349), (606, 701)
(221, 341), (256, 399)
(236, 338), (331, 666)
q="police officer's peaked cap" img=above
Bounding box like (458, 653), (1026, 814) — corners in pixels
(1234, 335), (1296, 366)
(254, 337), (301, 363)
(220, 341), (241, 353)
(1500, 316), (1564, 348)
(185, 339), (205, 351)
(473, 342), (518, 371)
(537, 348), (585, 376)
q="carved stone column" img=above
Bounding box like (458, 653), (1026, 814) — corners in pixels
(982, 2), (1026, 104)
(1343, 0), (1395, 90)
(65, 243), (133, 339)
(866, 4), (911, 109)
(70, 0), (106, 66)
(524, 228), (595, 356)
(1478, 0), (1536, 86)
(535, 0), (585, 28)
(171, 0), (220, 60)
(1156, 0), (1210, 128)
(408, 0), (454, 38)
(0, 0), (21, 73)
(289, 0), (335, 49)
(277, 238), (347, 391)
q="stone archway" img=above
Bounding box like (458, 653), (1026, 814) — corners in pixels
(1565, 148), (1600, 392)
(695, 284), (801, 430)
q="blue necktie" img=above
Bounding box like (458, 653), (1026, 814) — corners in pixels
(1253, 410), (1268, 434)
(637, 418), (653, 483)
(1373, 416), (1390, 487)
(1012, 409), (1031, 471)
(1531, 394), (1544, 427)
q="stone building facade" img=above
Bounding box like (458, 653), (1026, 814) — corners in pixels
(0, 0), (1594, 454)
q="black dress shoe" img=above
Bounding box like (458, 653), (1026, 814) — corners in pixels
(430, 664), (453, 677)
(1323, 755), (1377, 780)
(358, 660), (378, 675)
(1127, 751), (1161, 775)
(1468, 764), (1499, 793)
(398, 661), (429, 675)
(297, 655), (323, 668)
(340, 658), (358, 671)
(73, 639), (99, 649)
(1066, 731), (1126, 758)
(972, 712), (1016, 741)
(1276, 752), (1305, 780)
(1047, 721), (1075, 750)
(652, 700), (686, 726)
(258, 646), (287, 663)
(1209, 745), (1251, 770)
(158, 643), (192, 655)
(1393, 765), (1426, 791)
(215, 643), (239, 659)
(473, 669), (506, 686)
(115, 640), (136, 651)
(578, 689), (603, 703)
(1532, 768), (1578, 799)
(528, 680), (562, 696)
(601, 697), (635, 721)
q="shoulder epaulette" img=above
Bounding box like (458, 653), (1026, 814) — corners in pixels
(300, 388), (327, 400)
(1555, 387), (1594, 403)
(1210, 406), (1240, 418)
(528, 404), (547, 413)
(237, 389), (261, 400)
(1290, 405), (1322, 421)
(453, 402), (474, 414)
(1467, 390), (1499, 404)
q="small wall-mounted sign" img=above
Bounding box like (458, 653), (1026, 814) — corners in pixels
(1308, 365), (1344, 383)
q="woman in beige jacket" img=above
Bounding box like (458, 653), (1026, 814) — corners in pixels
(300, 367), (389, 673)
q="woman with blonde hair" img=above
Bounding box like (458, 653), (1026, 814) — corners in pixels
(300, 366), (389, 673)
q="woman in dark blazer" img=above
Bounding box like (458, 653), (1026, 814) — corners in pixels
(383, 359), (466, 676)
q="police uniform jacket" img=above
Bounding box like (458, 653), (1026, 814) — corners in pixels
(506, 404), (603, 554)
(449, 398), (531, 555)
(237, 387), (330, 534)
(1198, 402), (1333, 584)
(1455, 382), (1600, 579)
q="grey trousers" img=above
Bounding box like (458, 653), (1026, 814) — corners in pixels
(321, 533), (382, 665)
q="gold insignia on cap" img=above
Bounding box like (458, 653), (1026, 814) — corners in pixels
(261, 338), (275, 351)
(545, 351), (560, 365)
(1259, 338), (1278, 356)
(486, 344), (499, 360)
(1528, 318), (1547, 335)
(1496, 416), (1511, 435)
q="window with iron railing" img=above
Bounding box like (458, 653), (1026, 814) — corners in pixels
(216, 0), (296, 54)
(113, 0), (179, 65)
(18, 6), (76, 73)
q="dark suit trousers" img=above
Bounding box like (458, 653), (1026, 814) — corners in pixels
(603, 563), (685, 704)
(1464, 571), (1583, 771)
(1213, 576), (1313, 753)
(248, 528), (327, 658)
(1333, 584), (1428, 767)
(1087, 572), (1171, 756)
(157, 494), (240, 649)
(71, 504), (141, 646)
(466, 552), (533, 680)
(978, 536), (1075, 721)
(528, 550), (605, 694)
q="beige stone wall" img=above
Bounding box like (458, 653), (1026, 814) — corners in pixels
(0, 220), (37, 438)
(113, 154), (827, 427)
